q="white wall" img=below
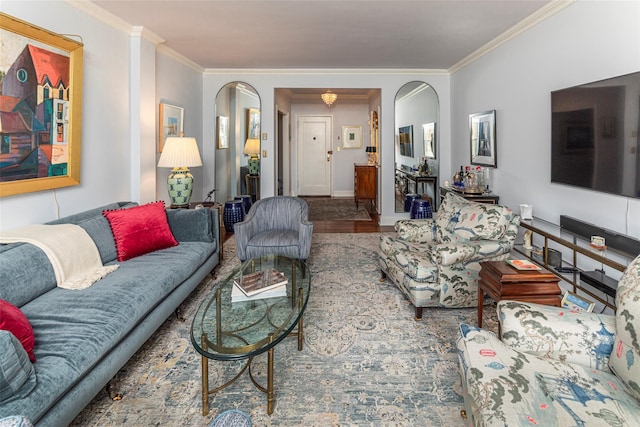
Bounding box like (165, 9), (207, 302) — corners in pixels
(202, 72), (451, 225)
(0, 1), (132, 230)
(0, 2), (202, 230)
(451, 0), (640, 239)
(155, 51), (203, 205)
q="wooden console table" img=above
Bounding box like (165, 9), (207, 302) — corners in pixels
(354, 164), (376, 210)
(396, 169), (438, 210)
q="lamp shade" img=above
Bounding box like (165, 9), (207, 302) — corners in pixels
(158, 137), (202, 168)
(365, 146), (377, 153)
(243, 138), (260, 156)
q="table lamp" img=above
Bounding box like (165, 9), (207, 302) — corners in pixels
(157, 136), (202, 207)
(244, 138), (260, 175)
(366, 146), (377, 166)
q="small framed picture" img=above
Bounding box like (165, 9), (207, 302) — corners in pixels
(247, 108), (260, 139)
(470, 110), (496, 167)
(423, 122), (436, 159)
(342, 125), (362, 149)
(159, 103), (184, 152)
(561, 291), (595, 312)
(216, 116), (229, 149)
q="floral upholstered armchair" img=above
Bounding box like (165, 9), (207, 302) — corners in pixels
(378, 192), (520, 320)
(456, 254), (640, 426)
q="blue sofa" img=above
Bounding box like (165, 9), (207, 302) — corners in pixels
(0, 202), (220, 426)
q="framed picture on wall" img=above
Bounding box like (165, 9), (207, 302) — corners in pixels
(342, 125), (362, 149)
(423, 122), (435, 159)
(247, 108), (260, 139)
(159, 103), (184, 152)
(470, 110), (497, 167)
(398, 125), (413, 157)
(216, 116), (229, 149)
(0, 12), (84, 197)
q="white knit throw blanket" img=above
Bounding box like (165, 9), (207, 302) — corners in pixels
(0, 224), (119, 290)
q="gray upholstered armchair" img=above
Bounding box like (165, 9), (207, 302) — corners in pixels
(234, 196), (314, 261)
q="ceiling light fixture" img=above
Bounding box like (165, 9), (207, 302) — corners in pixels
(321, 90), (338, 106)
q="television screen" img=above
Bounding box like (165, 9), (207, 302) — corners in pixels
(551, 71), (640, 198)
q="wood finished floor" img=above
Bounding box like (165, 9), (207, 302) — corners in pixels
(223, 206), (393, 243)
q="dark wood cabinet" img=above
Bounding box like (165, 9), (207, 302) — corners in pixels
(354, 164), (376, 209)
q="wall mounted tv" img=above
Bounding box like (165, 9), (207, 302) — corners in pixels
(551, 71), (640, 198)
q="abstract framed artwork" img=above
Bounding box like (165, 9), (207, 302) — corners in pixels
(158, 103), (184, 152)
(0, 13), (84, 197)
(216, 116), (229, 149)
(398, 125), (413, 157)
(342, 125), (362, 149)
(247, 108), (260, 140)
(470, 110), (497, 167)
(423, 122), (435, 159)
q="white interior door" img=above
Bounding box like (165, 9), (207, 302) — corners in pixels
(297, 116), (332, 196)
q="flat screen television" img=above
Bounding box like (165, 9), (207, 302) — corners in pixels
(551, 71), (640, 198)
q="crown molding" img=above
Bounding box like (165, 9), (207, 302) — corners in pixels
(203, 68), (449, 76)
(157, 45), (204, 73)
(449, 0), (575, 74)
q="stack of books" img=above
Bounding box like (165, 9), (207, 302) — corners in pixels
(232, 269), (288, 302)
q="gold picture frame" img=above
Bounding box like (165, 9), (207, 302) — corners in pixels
(158, 103), (184, 152)
(342, 125), (362, 149)
(0, 13), (84, 197)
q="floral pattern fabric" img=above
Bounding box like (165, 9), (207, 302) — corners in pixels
(610, 254), (640, 401)
(378, 192), (519, 309)
(457, 254), (640, 426)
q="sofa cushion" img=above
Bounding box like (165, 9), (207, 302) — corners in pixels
(0, 300), (35, 363)
(0, 244), (57, 308)
(0, 331), (36, 404)
(166, 208), (214, 242)
(103, 201), (178, 261)
(435, 192), (511, 243)
(609, 254), (640, 401)
(77, 216), (118, 264)
(379, 235), (437, 282)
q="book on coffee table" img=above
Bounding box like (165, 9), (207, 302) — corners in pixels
(231, 282), (287, 302)
(234, 269), (288, 297)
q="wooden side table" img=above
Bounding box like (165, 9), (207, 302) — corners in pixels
(478, 261), (561, 333)
(245, 175), (260, 202)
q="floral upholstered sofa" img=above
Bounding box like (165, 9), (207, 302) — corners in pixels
(457, 254), (640, 426)
(378, 192), (520, 319)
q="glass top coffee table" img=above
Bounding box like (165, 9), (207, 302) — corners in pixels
(190, 255), (310, 415)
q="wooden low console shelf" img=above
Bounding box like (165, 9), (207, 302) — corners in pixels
(513, 217), (634, 310)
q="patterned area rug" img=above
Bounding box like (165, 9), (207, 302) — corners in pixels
(71, 233), (498, 426)
(303, 197), (372, 221)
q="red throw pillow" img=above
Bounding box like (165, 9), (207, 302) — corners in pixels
(0, 300), (36, 363)
(103, 201), (178, 261)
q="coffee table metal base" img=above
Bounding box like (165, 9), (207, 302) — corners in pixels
(200, 319), (304, 416)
